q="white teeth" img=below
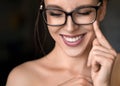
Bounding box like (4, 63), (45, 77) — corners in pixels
(63, 35), (82, 42)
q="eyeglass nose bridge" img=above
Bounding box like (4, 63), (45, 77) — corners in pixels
(64, 11), (77, 25)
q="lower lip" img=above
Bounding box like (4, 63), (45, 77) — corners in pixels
(61, 34), (85, 47)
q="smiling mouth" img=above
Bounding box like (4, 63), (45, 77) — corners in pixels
(60, 33), (86, 47)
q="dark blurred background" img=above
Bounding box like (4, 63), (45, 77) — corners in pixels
(0, 0), (40, 85)
(0, 0), (120, 85)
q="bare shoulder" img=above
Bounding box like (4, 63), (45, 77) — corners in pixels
(6, 57), (49, 86)
(6, 61), (31, 86)
(110, 53), (120, 86)
(117, 53), (120, 57)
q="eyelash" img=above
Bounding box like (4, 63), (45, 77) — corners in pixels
(50, 12), (62, 16)
(77, 11), (92, 15)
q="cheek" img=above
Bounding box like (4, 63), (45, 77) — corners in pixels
(88, 30), (95, 43)
(84, 25), (95, 42)
(88, 25), (95, 38)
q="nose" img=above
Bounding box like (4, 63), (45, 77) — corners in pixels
(65, 16), (79, 32)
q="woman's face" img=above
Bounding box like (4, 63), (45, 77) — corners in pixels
(44, 0), (106, 57)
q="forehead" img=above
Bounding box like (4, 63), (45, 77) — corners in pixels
(44, 0), (99, 10)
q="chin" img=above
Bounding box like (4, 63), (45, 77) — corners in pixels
(62, 34), (94, 58)
(61, 43), (89, 58)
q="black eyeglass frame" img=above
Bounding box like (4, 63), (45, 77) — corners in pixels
(40, 2), (102, 26)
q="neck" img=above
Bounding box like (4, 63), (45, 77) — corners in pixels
(48, 44), (91, 75)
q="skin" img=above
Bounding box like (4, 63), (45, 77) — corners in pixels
(6, 0), (118, 86)
(110, 53), (120, 86)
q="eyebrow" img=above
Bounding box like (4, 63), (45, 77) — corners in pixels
(45, 5), (64, 10)
(45, 4), (98, 10)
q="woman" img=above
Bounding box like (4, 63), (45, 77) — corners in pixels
(6, 0), (119, 86)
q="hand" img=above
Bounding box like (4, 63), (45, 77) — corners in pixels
(58, 75), (93, 86)
(87, 21), (117, 86)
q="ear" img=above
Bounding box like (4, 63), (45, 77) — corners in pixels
(97, 1), (108, 22)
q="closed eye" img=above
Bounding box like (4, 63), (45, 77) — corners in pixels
(46, 9), (64, 17)
(77, 11), (92, 15)
(49, 12), (63, 17)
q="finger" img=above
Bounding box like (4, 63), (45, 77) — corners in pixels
(93, 21), (112, 49)
(87, 38), (116, 67)
(91, 56), (113, 74)
(91, 55), (114, 71)
(92, 49), (115, 61)
(87, 52), (92, 67)
(91, 45), (117, 57)
(92, 40), (116, 60)
(87, 39), (100, 67)
(92, 60), (101, 72)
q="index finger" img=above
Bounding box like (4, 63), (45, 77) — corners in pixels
(93, 21), (112, 49)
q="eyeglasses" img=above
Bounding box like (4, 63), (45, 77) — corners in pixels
(41, 2), (102, 26)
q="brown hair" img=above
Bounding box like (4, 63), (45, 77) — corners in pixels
(34, 0), (54, 57)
